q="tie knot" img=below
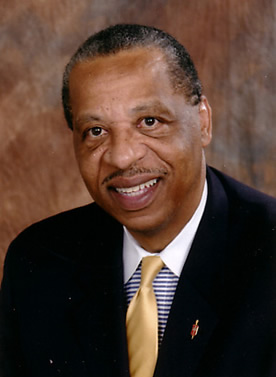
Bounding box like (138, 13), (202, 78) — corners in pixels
(140, 256), (164, 288)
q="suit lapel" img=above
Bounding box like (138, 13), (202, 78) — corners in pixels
(155, 168), (229, 377)
(69, 206), (130, 377)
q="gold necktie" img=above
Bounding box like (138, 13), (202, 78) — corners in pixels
(126, 256), (164, 377)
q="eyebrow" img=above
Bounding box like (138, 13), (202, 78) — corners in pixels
(129, 101), (175, 118)
(74, 115), (103, 130)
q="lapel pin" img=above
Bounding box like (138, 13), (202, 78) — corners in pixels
(191, 319), (199, 340)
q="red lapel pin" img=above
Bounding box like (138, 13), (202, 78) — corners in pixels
(191, 320), (199, 340)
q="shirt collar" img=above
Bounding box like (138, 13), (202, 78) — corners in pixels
(123, 180), (208, 283)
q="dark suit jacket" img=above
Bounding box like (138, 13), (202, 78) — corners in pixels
(0, 167), (275, 377)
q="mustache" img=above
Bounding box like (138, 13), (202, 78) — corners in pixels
(102, 167), (168, 185)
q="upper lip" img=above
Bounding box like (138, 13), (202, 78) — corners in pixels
(106, 174), (161, 190)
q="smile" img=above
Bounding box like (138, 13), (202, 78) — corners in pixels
(115, 178), (158, 196)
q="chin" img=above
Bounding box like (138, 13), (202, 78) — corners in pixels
(120, 214), (168, 236)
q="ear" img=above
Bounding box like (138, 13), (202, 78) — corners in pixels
(199, 96), (212, 147)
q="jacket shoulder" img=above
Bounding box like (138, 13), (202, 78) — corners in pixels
(207, 166), (276, 265)
(208, 166), (276, 221)
(5, 203), (121, 264)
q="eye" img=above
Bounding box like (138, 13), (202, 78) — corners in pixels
(87, 126), (106, 137)
(141, 117), (158, 127)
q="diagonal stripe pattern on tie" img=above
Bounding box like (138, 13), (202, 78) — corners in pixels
(125, 264), (179, 345)
(126, 256), (164, 377)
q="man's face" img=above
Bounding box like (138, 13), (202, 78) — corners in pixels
(69, 47), (212, 249)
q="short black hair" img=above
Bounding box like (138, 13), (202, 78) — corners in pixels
(62, 24), (202, 129)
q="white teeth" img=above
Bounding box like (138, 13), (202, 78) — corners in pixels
(116, 178), (158, 196)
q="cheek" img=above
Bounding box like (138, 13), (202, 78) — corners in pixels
(162, 133), (203, 185)
(157, 133), (197, 166)
(74, 145), (101, 185)
(176, 127), (203, 161)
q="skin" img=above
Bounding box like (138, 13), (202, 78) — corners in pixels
(69, 47), (212, 252)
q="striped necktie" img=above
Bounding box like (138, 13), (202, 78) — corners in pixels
(126, 256), (164, 377)
(125, 263), (179, 345)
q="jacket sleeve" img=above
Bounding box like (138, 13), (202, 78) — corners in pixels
(0, 245), (27, 377)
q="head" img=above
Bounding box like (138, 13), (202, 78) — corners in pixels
(63, 24), (212, 251)
(62, 24), (202, 130)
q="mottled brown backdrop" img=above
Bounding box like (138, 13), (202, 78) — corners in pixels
(1, 0), (275, 278)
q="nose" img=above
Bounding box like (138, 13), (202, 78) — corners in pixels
(103, 130), (146, 170)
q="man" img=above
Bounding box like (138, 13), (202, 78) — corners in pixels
(1, 24), (275, 377)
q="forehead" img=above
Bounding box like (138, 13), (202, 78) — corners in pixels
(68, 47), (194, 124)
(69, 47), (172, 91)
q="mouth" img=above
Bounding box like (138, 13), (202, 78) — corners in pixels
(114, 178), (158, 196)
(108, 177), (161, 211)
